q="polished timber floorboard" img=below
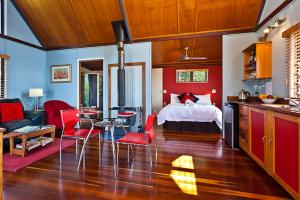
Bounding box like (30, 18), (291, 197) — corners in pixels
(3, 127), (292, 200)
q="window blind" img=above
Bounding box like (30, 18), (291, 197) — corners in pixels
(285, 29), (300, 98)
(0, 58), (8, 99)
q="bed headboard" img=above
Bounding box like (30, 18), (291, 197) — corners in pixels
(162, 66), (222, 108)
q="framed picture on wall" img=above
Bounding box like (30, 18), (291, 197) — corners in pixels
(51, 64), (72, 83)
(176, 69), (208, 83)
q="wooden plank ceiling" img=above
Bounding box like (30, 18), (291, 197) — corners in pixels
(152, 35), (222, 67)
(13, 0), (265, 66)
(123, 0), (263, 40)
(13, 0), (123, 49)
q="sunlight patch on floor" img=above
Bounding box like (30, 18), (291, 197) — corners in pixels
(170, 170), (198, 195)
(172, 155), (194, 169)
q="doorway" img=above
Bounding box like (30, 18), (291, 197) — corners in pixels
(79, 59), (103, 110)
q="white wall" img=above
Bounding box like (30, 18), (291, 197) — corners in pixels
(223, 0), (300, 103)
(257, 0), (300, 97)
(259, 0), (285, 23)
(151, 68), (163, 112)
(222, 33), (257, 103)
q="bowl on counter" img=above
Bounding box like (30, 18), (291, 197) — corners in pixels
(261, 98), (277, 104)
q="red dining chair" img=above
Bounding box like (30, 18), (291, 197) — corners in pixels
(60, 109), (102, 169)
(116, 113), (158, 172)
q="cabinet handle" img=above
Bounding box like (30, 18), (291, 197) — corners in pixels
(262, 136), (266, 143)
(268, 138), (273, 145)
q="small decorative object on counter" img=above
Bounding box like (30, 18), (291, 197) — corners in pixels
(259, 94), (277, 104)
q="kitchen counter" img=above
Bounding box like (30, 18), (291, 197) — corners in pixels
(227, 96), (300, 199)
(228, 97), (300, 117)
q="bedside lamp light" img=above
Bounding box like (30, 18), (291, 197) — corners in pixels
(29, 88), (43, 110)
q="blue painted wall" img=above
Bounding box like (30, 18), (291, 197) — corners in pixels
(7, 0), (41, 46)
(0, 38), (46, 109)
(46, 42), (152, 117)
(2, 1), (152, 114)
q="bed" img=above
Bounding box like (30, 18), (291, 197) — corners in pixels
(157, 93), (222, 133)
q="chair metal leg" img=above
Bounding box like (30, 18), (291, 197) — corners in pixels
(148, 145), (153, 178)
(77, 123), (94, 171)
(59, 135), (63, 167)
(83, 141), (86, 169)
(117, 143), (119, 173)
(75, 139), (78, 160)
(130, 158), (135, 177)
(130, 145), (134, 160)
(98, 133), (102, 165)
(110, 126), (117, 179)
(154, 139), (158, 165)
(127, 145), (130, 163)
(101, 134), (104, 161)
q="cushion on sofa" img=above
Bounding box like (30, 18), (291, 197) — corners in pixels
(0, 102), (24, 123)
(1, 119), (32, 132)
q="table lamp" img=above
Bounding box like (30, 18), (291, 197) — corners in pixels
(29, 88), (43, 110)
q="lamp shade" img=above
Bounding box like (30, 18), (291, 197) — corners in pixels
(29, 88), (43, 97)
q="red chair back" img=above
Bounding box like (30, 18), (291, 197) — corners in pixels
(144, 113), (156, 141)
(61, 109), (80, 136)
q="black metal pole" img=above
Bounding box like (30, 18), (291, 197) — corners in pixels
(117, 23), (125, 109)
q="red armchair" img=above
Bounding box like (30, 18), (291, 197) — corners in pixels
(44, 100), (73, 129)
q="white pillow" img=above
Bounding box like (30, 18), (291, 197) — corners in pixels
(195, 94), (212, 105)
(185, 99), (196, 106)
(170, 93), (181, 104)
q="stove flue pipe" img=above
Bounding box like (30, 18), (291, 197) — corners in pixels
(117, 23), (126, 108)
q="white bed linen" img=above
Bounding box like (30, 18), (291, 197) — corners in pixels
(157, 103), (222, 129)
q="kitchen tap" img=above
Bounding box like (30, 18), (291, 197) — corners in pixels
(285, 97), (300, 109)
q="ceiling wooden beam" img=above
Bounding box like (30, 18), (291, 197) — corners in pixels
(0, 34), (45, 50)
(134, 27), (254, 43)
(255, 0), (294, 31)
(152, 60), (222, 68)
(10, 0), (45, 48)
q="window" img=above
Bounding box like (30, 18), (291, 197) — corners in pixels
(176, 69), (208, 83)
(0, 56), (8, 98)
(283, 23), (300, 98)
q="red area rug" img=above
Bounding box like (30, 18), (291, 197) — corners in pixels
(3, 139), (76, 172)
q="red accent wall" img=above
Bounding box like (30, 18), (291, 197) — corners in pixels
(162, 66), (222, 108)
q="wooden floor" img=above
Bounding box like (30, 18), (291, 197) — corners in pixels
(3, 127), (292, 200)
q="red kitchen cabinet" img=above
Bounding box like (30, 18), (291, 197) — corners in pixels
(272, 113), (299, 199)
(249, 108), (266, 167)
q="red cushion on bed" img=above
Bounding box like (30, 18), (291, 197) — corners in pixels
(178, 93), (198, 103)
(0, 102), (24, 123)
(179, 94), (190, 103)
(189, 92), (199, 103)
(177, 92), (186, 102)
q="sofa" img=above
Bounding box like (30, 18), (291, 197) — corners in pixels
(44, 100), (73, 129)
(0, 98), (44, 151)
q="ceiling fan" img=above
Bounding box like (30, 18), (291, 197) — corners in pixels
(179, 47), (207, 61)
